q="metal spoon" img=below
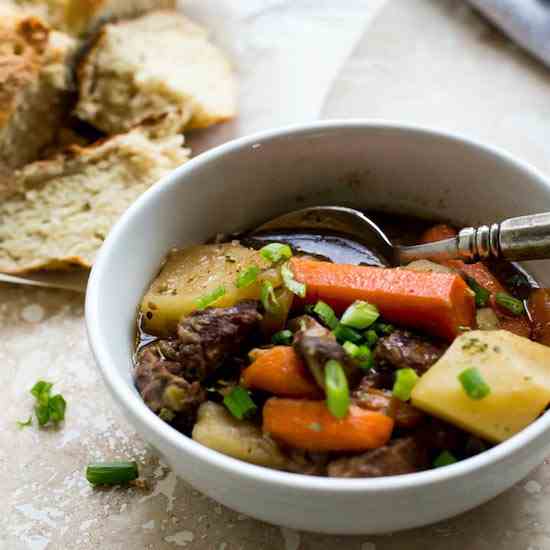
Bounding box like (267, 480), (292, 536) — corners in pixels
(252, 206), (550, 266)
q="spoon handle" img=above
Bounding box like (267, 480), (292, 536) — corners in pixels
(460, 212), (550, 262)
(398, 213), (550, 264)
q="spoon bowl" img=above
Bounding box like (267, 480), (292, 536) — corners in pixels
(250, 206), (393, 266)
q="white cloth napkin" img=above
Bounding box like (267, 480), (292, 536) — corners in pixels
(468, 0), (550, 68)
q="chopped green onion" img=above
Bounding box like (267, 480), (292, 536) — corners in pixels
(86, 461), (139, 486)
(48, 394), (66, 423)
(281, 262), (306, 298)
(195, 286), (226, 310)
(31, 380), (53, 400)
(236, 265), (260, 288)
(260, 281), (280, 314)
(272, 329), (293, 345)
(364, 329), (379, 348)
(343, 341), (360, 357)
(313, 300), (339, 330)
(341, 300), (379, 329)
(458, 367), (491, 400)
(433, 450), (457, 468)
(260, 243), (292, 264)
(373, 322), (395, 336)
(29, 379), (66, 427)
(16, 416), (32, 429)
(333, 324), (363, 344)
(495, 292), (525, 316)
(355, 345), (374, 370)
(464, 276), (490, 307)
(343, 342), (374, 370)
(223, 387), (257, 420)
(392, 368), (419, 401)
(35, 403), (51, 426)
(325, 360), (350, 419)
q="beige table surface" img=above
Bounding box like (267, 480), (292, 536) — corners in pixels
(4, 1), (550, 549)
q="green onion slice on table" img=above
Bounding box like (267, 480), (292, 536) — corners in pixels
(29, 379), (67, 426)
(86, 461), (139, 486)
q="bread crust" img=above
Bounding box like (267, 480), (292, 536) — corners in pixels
(0, 14), (75, 198)
(2, 0), (177, 35)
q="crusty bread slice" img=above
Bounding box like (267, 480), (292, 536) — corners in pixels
(0, 15), (75, 197)
(75, 10), (237, 135)
(3, 0), (176, 35)
(0, 130), (189, 273)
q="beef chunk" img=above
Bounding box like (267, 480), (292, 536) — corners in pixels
(292, 315), (360, 388)
(176, 300), (262, 381)
(134, 301), (261, 431)
(353, 385), (424, 429)
(415, 417), (465, 454)
(356, 365), (395, 390)
(413, 418), (489, 459)
(464, 435), (488, 457)
(327, 437), (429, 478)
(135, 343), (206, 431)
(288, 315), (330, 338)
(374, 329), (445, 375)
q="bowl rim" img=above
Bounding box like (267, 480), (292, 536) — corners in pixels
(86, 119), (550, 493)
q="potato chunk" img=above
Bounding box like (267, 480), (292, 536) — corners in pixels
(192, 402), (287, 469)
(405, 259), (455, 274)
(141, 242), (280, 335)
(411, 330), (550, 442)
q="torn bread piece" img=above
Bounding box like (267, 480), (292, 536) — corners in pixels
(0, 130), (189, 274)
(75, 10), (237, 135)
(0, 15), (75, 195)
(4, 0), (176, 35)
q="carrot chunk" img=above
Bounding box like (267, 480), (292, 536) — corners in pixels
(263, 398), (394, 452)
(241, 346), (321, 398)
(421, 224), (458, 243)
(290, 258), (475, 340)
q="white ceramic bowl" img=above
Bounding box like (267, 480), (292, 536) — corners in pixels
(86, 121), (550, 535)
